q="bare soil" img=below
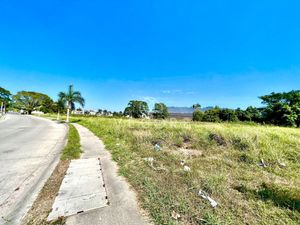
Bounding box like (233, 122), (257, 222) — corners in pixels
(21, 160), (70, 225)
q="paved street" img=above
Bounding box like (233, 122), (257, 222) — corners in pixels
(0, 114), (67, 225)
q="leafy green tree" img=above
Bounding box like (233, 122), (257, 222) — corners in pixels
(202, 107), (221, 122)
(39, 95), (56, 113)
(192, 109), (204, 121)
(292, 104), (300, 127)
(220, 108), (238, 122)
(235, 108), (251, 121)
(112, 111), (123, 117)
(153, 103), (169, 119)
(192, 103), (201, 110)
(13, 91), (51, 114)
(245, 106), (262, 122)
(260, 91), (300, 126)
(124, 100), (149, 118)
(58, 85), (85, 122)
(0, 87), (11, 113)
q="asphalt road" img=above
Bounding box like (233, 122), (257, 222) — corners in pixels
(0, 114), (67, 225)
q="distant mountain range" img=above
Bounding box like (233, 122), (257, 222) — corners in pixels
(168, 106), (213, 114)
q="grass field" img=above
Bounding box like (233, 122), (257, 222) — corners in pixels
(41, 114), (300, 224)
(72, 117), (299, 225)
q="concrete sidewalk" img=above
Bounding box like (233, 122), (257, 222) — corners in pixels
(65, 123), (149, 225)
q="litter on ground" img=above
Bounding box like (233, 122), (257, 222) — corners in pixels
(198, 190), (218, 208)
(183, 165), (191, 172)
(277, 160), (286, 167)
(154, 144), (162, 151)
(180, 160), (185, 166)
(171, 210), (181, 220)
(143, 157), (154, 166)
(258, 159), (267, 168)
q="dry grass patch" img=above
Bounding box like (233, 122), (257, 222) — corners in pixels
(21, 161), (69, 225)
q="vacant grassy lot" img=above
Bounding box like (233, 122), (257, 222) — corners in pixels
(75, 117), (300, 225)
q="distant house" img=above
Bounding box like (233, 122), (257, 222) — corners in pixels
(141, 113), (150, 119)
(32, 110), (44, 115)
(89, 110), (97, 116)
(72, 109), (84, 115)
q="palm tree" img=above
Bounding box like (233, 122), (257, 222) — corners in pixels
(58, 85), (85, 122)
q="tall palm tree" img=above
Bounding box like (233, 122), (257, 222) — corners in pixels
(58, 85), (85, 122)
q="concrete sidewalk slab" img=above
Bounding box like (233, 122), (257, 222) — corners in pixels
(67, 124), (149, 225)
(48, 158), (108, 221)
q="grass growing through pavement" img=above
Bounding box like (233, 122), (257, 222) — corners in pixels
(75, 117), (300, 225)
(61, 124), (81, 160)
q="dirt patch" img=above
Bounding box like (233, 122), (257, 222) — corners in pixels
(21, 160), (70, 225)
(209, 133), (227, 146)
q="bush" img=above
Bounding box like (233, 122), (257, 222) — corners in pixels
(192, 109), (204, 121)
(202, 107), (221, 122)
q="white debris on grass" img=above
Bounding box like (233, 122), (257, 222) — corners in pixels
(198, 190), (218, 208)
(180, 160), (191, 172)
(277, 160), (286, 168)
(171, 210), (181, 220)
(183, 165), (191, 172)
(258, 159), (267, 168)
(143, 157), (154, 166)
(154, 144), (162, 151)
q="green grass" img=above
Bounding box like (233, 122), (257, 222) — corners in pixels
(49, 115), (300, 224)
(61, 124), (81, 160)
(74, 117), (300, 225)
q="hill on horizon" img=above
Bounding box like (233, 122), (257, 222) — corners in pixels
(168, 106), (213, 114)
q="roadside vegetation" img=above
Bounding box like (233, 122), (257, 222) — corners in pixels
(61, 124), (81, 160)
(22, 124), (81, 225)
(76, 117), (300, 224)
(2, 84), (300, 128)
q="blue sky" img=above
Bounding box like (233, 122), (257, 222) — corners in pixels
(1, 0), (300, 111)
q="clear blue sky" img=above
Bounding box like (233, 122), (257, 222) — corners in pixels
(1, 0), (300, 111)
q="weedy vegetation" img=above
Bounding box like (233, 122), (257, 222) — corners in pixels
(71, 117), (300, 225)
(61, 124), (81, 160)
(40, 114), (300, 224)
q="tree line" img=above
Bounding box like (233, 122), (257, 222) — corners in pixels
(192, 90), (300, 127)
(1, 85), (300, 127)
(0, 85), (85, 123)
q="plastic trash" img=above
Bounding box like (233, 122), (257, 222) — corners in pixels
(258, 159), (267, 168)
(154, 144), (162, 151)
(198, 190), (218, 208)
(277, 160), (286, 167)
(143, 157), (154, 166)
(171, 210), (181, 220)
(183, 165), (191, 172)
(180, 160), (185, 166)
